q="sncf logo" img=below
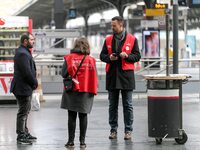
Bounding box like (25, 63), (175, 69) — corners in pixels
(0, 18), (5, 25)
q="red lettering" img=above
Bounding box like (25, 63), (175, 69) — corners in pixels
(0, 78), (8, 94)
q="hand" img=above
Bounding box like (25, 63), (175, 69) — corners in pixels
(110, 54), (118, 61)
(33, 85), (38, 90)
(120, 52), (128, 59)
(33, 80), (38, 90)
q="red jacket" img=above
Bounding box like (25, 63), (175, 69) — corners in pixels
(105, 33), (136, 72)
(64, 53), (98, 95)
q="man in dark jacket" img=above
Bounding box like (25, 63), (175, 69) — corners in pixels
(100, 16), (141, 140)
(10, 33), (38, 145)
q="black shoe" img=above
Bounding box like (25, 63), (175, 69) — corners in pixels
(26, 133), (37, 141)
(80, 142), (86, 148)
(65, 141), (74, 148)
(17, 135), (32, 145)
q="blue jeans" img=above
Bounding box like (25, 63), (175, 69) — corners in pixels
(108, 89), (133, 133)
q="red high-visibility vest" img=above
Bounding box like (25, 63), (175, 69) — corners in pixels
(105, 33), (136, 72)
(64, 53), (98, 95)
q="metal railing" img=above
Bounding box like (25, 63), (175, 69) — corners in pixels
(35, 58), (200, 81)
(35, 58), (200, 96)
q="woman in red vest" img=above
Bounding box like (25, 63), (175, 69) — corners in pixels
(61, 37), (98, 148)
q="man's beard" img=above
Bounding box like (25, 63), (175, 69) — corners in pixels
(112, 29), (118, 34)
(113, 27), (123, 34)
(27, 43), (33, 49)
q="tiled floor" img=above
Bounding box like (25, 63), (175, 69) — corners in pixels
(0, 94), (200, 150)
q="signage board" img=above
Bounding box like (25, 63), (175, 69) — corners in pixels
(141, 20), (159, 28)
(145, 9), (165, 16)
(0, 16), (29, 28)
(154, 3), (168, 9)
(156, 0), (171, 7)
(142, 30), (160, 58)
(68, 8), (77, 19)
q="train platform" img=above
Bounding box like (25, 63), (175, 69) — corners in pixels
(0, 93), (200, 150)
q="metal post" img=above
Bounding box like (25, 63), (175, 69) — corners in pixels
(199, 60), (200, 80)
(54, 0), (65, 48)
(179, 80), (183, 128)
(166, 9), (170, 76)
(183, 10), (188, 42)
(173, 0), (179, 74)
(199, 60), (200, 101)
(126, 9), (129, 33)
(83, 14), (89, 37)
(54, 0), (65, 29)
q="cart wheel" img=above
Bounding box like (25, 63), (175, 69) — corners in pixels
(155, 138), (162, 145)
(175, 132), (188, 144)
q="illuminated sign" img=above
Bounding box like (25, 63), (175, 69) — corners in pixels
(68, 8), (77, 19)
(154, 3), (168, 9)
(193, 0), (200, 4)
(145, 9), (165, 16)
(178, 0), (187, 6)
(156, 0), (171, 7)
(189, 0), (200, 8)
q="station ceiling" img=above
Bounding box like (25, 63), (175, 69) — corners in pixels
(16, 0), (138, 28)
(16, 0), (200, 30)
(187, 8), (200, 29)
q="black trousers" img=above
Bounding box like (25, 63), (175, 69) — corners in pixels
(68, 110), (87, 142)
(15, 95), (31, 135)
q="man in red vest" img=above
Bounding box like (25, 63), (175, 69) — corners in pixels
(100, 16), (141, 140)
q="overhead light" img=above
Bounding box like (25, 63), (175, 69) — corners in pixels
(178, 0), (187, 6)
(129, 4), (137, 9)
(68, 8), (77, 19)
(187, 19), (191, 25)
(191, 18), (195, 23)
(137, 2), (145, 5)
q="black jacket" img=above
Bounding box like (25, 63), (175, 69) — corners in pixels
(10, 45), (38, 96)
(100, 32), (141, 90)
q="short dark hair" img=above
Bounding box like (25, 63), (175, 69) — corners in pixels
(20, 32), (33, 44)
(112, 16), (124, 23)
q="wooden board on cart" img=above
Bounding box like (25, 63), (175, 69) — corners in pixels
(144, 74), (191, 80)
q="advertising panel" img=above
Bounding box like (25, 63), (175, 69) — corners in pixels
(142, 30), (160, 58)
